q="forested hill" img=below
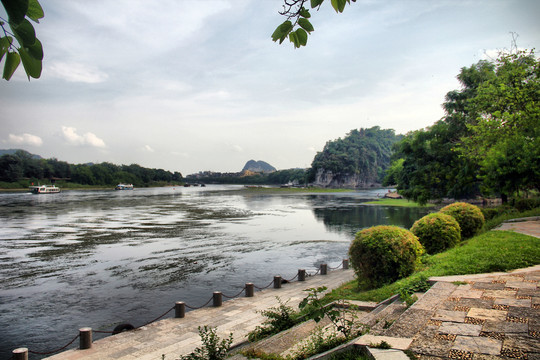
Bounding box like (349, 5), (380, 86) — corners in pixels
(309, 127), (401, 188)
(0, 149), (183, 188)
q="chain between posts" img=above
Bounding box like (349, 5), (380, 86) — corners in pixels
(14, 259), (348, 357)
(26, 334), (80, 356)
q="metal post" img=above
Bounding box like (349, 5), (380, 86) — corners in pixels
(213, 291), (222, 307)
(175, 301), (185, 318)
(12, 348), (28, 360)
(298, 269), (306, 281)
(320, 263), (327, 275)
(79, 327), (92, 350)
(245, 283), (254, 297)
(343, 259), (349, 270)
(273, 275), (282, 289)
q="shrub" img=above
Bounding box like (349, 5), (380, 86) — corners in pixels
(411, 213), (461, 254)
(513, 198), (540, 212)
(349, 225), (424, 288)
(439, 202), (485, 239)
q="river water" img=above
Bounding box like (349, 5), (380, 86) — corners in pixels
(0, 185), (430, 358)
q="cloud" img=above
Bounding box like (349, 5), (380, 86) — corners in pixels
(48, 62), (109, 83)
(7, 133), (43, 146)
(61, 126), (106, 148)
(143, 145), (155, 152)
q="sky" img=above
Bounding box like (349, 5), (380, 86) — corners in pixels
(1, 0), (539, 175)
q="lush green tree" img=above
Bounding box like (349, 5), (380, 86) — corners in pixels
(462, 50), (540, 202)
(393, 61), (496, 204)
(1, 0), (44, 80)
(273, 0), (355, 48)
(309, 127), (399, 185)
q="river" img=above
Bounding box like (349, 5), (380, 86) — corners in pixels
(0, 185), (430, 359)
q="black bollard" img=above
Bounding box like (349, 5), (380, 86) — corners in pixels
(79, 327), (92, 350)
(12, 348), (28, 360)
(343, 259), (349, 270)
(274, 275), (282, 289)
(245, 283), (254, 297)
(320, 263), (327, 275)
(175, 301), (185, 318)
(298, 269), (306, 281)
(213, 292), (222, 307)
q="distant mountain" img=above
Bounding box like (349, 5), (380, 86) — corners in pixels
(0, 149), (42, 159)
(242, 160), (276, 173)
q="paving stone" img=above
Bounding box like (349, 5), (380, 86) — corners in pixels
(355, 335), (412, 350)
(383, 308), (434, 338)
(452, 286), (484, 299)
(494, 298), (531, 308)
(439, 322), (482, 336)
(505, 280), (537, 290)
(482, 289), (518, 299)
(481, 320), (529, 334)
(451, 335), (502, 355)
(433, 309), (467, 323)
(458, 298), (495, 310)
(368, 348), (410, 360)
(467, 308), (508, 322)
(508, 306), (540, 325)
(473, 282), (507, 291)
(409, 335), (454, 358)
(503, 335), (540, 353)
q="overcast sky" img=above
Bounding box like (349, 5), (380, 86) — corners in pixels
(1, 0), (539, 175)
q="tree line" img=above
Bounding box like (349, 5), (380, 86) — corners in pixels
(0, 150), (183, 188)
(384, 50), (539, 204)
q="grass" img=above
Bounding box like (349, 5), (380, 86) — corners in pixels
(326, 229), (540, 303)
(363, 198), (434, 207)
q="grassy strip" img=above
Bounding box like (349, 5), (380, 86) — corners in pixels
(363, 198), (434, 208)
(326, 230), (540, 303)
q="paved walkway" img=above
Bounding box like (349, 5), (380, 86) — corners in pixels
(494, 217), (540, 238)
(44, 268), (355, 360)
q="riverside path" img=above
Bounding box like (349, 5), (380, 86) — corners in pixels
(41, 268), (355, 360)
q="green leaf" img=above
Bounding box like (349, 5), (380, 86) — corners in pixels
(12, 19), (36, 47)
(299, 7), (311, 18)
(331, 0), (347, 12)
(0, 36), (12, 62)
(295, 28), (308, 47)
(19, 46), (41, 79)
(27, 0), (44, 23)
(310, 0), (324, 8)
(1, 0), (29, 25)
(3, 51), (20, 80)
(298, 18), (314, 33)
(25, 37), (43, 60)
(289, 31), (299, 48)
(271, 20), (293, 43)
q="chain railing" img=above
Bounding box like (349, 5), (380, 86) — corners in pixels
(11, 259), (349, 359)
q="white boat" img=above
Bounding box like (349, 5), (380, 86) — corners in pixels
(29, 184), (61, 194)
(115, 183), (134, 190)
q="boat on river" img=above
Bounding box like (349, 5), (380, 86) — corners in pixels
(115, 183), (134, 190)
(29, 184), (61, 194)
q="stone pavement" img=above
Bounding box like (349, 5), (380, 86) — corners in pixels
(44, 268), (356, 360)
(494, 217), (540, 238)
(383, 265), (540, 360)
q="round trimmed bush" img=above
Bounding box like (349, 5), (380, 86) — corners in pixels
(349, 225), (424, 288)
(439, 202), (485, 239)
(411, 213), (461, 254)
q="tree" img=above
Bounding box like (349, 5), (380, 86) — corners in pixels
(0, 0), (44, 80)
(273, 0), (355, 48)
(392, 60), (496, 204)
(462, 50), (540, 202)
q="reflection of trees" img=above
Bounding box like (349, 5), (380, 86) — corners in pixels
(311, 199), (431, 236)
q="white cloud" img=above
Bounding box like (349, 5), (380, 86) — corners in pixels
(143, 145), (155, 152)
(61, 126), (106, 148)
(48, 62), (109, 83)
(7, 133), (43, 146)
